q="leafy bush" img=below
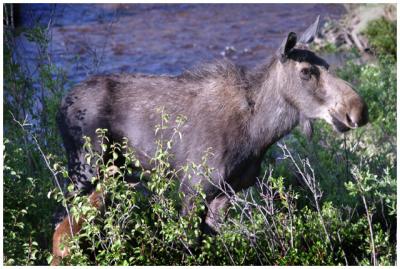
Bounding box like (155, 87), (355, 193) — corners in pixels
(3, 139), (50, 265)
(363, 17), (396, 59)
(3, 18), (65, 265)
(46, 126), (396, 265)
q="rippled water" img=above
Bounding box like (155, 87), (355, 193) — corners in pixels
(17, 4), (345, 85)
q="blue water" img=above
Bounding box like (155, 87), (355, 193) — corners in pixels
(16, 4), (345, 86)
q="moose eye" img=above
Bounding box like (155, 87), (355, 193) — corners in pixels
(300, 68), (312, 80)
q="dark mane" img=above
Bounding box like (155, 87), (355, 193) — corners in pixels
(178, 60), (248, 85)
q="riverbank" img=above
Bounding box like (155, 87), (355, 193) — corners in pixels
(315, 4), (396, 55)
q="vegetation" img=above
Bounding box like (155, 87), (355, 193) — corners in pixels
(3, 8), (396, 266)
(363, 17), (396, 59)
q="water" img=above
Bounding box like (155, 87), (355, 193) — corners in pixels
(16, 4), (345, 86)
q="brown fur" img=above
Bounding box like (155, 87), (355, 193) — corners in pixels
(51, 190), (103, 265)
(52, 166), (118, 265)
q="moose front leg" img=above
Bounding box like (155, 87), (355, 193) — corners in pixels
(204, 194), (230, 233)
(180, 189), (230, 237)
(179, 176), (221, 235)
(202, 161), (261, 233)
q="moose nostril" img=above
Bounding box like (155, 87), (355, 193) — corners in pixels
(347, 103), (368, 128)
(346, 113), (356, 128)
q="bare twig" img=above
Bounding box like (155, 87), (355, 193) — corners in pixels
(360, 189), (377, 266)
(278, 143), (334, 252)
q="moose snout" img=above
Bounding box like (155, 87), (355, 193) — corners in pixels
(345, 96), (368, 128)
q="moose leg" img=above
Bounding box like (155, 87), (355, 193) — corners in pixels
(51, 215), (83, 265)
(179, 174), (200, 216)
(51, 166), (118, 265)
(51, 190), (102, 265)
(180, 189), (197, 217)
(51, 157), (95, 265)
(202, 162), (260, 234)
(179, 171), (234, 237)
(204, 194), (230, 233)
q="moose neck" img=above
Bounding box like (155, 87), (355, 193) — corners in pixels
(247, 59), (300, 155)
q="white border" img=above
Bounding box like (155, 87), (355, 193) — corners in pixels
(0, 1), (398, 268)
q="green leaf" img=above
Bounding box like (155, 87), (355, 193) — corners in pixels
(101, 144), (107, 152)
(67, 184), (74, 193)
(134, 160), (140, 168)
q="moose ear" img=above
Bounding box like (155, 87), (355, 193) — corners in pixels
(277, 32), (297, 62)
(298, 15), (320, 44)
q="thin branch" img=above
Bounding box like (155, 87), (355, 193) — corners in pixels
(279, 143), (334, 252)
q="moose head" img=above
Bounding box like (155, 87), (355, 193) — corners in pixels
(275, 16), (368, 137)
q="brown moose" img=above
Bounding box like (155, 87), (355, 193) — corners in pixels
(52, 16), (368, 265)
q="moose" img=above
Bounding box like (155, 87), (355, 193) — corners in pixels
(52, 16), (368, 265)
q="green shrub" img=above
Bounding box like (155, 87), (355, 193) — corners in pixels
(45, 115), (395, 265)
(3, 20), (65, 265)
(363, 17), (396, 59)
(3, 139), (51, 265)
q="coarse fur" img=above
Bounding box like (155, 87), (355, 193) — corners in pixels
(52, 17), (368, 264)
